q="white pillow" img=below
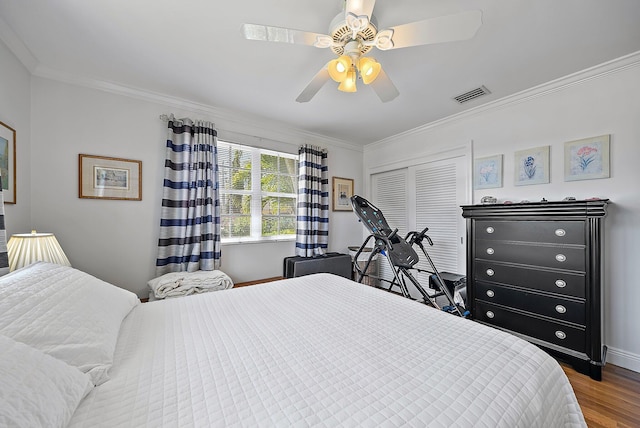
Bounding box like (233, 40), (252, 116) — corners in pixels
(0, 334), (94, 428)
(0, 262), (139, 385)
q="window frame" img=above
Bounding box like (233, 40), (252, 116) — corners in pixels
(218, 140), (298, 244)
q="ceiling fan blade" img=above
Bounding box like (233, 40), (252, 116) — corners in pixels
(296, 66), (331, 103)
(345, 0), (376, 20)
(241, 23), (331, 47)
(369, 69), (399, 103)
(385, 10), (482, 50)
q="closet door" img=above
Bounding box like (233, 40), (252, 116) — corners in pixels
(410, 155), (467, 281)
(370, 168), (408, 285)
(370, 154), (468, 291)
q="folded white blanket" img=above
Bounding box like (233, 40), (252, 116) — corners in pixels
(148, 270), (233, 299)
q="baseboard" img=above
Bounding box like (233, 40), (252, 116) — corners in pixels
(233, 277), (284, 288)
(606, 346), (640, 373)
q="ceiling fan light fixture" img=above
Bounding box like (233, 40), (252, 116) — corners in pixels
(357, 57), (381, 84)
(328, 55), (352, 82)
(338, 67), (357, 92)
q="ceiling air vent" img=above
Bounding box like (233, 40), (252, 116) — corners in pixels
(453, 86), (491, 104)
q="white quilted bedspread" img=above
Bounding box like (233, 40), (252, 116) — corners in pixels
(68, 274), (585, 427)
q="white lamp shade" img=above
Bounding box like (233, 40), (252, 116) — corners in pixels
(7, 231), (71, 271)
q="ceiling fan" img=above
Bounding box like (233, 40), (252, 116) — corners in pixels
(241, 0), (482, 103)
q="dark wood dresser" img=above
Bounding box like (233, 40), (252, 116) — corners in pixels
(461, 200), (609, 380)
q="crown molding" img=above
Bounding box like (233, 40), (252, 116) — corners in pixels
(0, 17), (361, 153)
(367, 50), (640, 149)
(0, 15), (38, 73)
(30, 66), (362, 153)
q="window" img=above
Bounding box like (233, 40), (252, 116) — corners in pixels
(217, 140), (298, 242)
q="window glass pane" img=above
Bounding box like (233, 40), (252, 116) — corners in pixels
(220, 166), (251, 191)
(280, 216), (296, 235)
(262, 196), (278, 215)
(232, 217), (251, 237)
(278, 197), (296, 215)
(260, 173), (278, 192)
(221, 216), (251, 237)
(218, 167), (251, 190)
(261, 154), (278, 172)
(279, 157), (298, 175)
(262, 216), (278, 236)
(218, 145), (251, 169)
(260, 173), (297, 193)
(220, 194), (251, 215)
(279, 175), (297, 194)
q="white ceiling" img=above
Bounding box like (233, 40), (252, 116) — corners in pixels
(1, 0), (640, 146)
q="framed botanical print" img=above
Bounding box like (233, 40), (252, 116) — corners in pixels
(564, 135), (610, 181)
(474, 155), (503, 189)
(514, 146), (550, 186)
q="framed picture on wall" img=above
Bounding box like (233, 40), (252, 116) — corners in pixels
(564, 134), (610, 181)
(332, 177), (354, 211)
(474, 154), (503, 189)
(514, 145), (550, 186)
(79, 154), (142, 200)
(0, 120), (17, 204)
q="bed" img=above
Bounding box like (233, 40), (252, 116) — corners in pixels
(0, 262), (586, 427)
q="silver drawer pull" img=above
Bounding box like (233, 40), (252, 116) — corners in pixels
(555, 254), (567, 262)
(555, 279), (567, 288)
(486, 290), (495, 298)
(555, 228), (566, 237)
(486, 269), (495, 277)
(486, 311), (495, 319)
(486, 248), (495, 255)
(555, 331), (567, 340)
(486, 226), (495, 234)
(555, 305), (567, 314)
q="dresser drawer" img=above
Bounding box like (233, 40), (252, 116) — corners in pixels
(475, 220), (585, 245)
(474, 261), (586, 298)
(476, 241), (585, 271)
(476, 281), (585, 324)
(475, 301), (586, 353)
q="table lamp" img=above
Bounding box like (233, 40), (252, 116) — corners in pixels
(7, 230), (71, 271)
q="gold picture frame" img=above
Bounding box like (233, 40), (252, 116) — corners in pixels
(332, 177), (354, 211)
(0, 120), (17, 204)
(79, 154), (142, 201)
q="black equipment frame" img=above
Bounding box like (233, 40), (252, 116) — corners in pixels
(350, 195), (464, 316)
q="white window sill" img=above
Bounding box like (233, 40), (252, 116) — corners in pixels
(221, 237), (296, 246)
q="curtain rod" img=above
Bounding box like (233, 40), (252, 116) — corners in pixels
(159, 114), (216, 128)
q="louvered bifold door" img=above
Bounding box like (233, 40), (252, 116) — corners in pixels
(410, 156), (466, 283)
(370, 168), (408, 286)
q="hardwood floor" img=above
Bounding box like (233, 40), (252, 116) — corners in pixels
(562, 363), (640, 427)
(233, 276), (284, 287)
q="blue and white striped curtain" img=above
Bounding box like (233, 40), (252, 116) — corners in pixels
(155, 118), (221, 275)
(295, 145), (329, 257)
(0, 173), (8, 276)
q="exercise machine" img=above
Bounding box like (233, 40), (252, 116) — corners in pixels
(350, 194), (466, 317)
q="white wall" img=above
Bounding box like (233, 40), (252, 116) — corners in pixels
(28, 77), (363, 297)
(0, 38), (32, 236)
(364, 55), (640, 372)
